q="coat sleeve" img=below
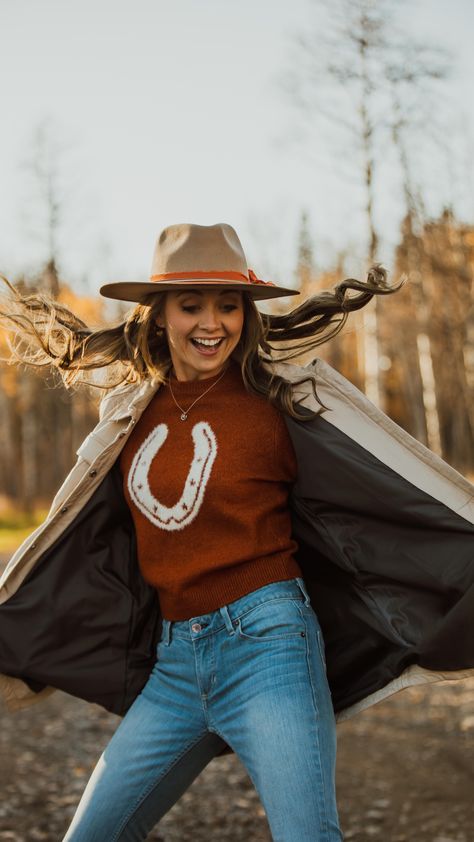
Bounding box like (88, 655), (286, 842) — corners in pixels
(282, 357), (474, 720)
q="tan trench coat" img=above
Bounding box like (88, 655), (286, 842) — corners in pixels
(0, 356), (473, 743)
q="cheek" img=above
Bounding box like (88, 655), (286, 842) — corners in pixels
(166, 313), (193, 340)
(231, 311), (245, 337)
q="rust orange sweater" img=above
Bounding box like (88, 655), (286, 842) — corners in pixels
(119, 360), (301, 619)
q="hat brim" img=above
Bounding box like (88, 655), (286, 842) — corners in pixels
(99, 280), (300, 303)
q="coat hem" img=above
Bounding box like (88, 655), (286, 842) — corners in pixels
(335, 664), (474, 723)
(0, 673), (55, 712)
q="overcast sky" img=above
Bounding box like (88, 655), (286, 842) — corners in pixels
(1, 0), (473, 300)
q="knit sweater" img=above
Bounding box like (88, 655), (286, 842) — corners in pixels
(119, 360), (302, 619)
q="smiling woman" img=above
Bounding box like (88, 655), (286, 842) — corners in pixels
(0, 221), (426, 842)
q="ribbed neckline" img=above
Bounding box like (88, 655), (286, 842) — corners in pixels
(166, 359), (240, 397)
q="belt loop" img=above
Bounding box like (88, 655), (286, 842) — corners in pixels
(296, 576), (311, 606)
(219, 605), (236, 635)
(162, 619), (171, 645)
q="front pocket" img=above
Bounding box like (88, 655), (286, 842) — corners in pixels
(236, 598), (306, 643)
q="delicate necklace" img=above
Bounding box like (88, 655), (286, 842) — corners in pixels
(167, 365), (228, 421)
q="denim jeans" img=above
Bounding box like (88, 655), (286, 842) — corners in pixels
(63, 576), (343, 841)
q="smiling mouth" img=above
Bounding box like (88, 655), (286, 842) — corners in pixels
(190, 338), (225, 349)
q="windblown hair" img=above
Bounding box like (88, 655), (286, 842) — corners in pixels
(0, 266), (405, 421)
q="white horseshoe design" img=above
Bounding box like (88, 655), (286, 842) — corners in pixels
(127, 422), (217, 531)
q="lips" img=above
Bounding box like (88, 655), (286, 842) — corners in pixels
(190, 338), (225, 355)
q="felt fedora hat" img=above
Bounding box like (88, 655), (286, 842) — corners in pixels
(99, 222), (299, 303)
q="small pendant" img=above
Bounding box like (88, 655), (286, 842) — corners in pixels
(180, 413), (188, 421)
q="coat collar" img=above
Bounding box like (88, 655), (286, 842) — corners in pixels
(100, 357), (320, 423)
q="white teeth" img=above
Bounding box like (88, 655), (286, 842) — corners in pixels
(192, 338), (222, 346)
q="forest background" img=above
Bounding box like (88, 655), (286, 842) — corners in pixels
(0, 0), (473, 548)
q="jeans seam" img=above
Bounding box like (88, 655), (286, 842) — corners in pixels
(301, 607), (331, 838)
(189, 643), (212, 712)
(316, 629), (327, 670)
(205, 721), (239, 757)
(110, 730), (211, 842)
(300, 605), (327, 670)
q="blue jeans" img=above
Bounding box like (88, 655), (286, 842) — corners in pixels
(63, 577), (343, 841)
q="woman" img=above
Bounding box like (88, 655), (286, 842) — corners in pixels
(0, 223), (473, 841)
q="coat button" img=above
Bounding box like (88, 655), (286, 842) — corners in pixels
(89, 469), (97, 477)
(119, 432), (126, 438)
(30, 543), (37, 550)
(60, 506), (69, 514)
(191, 623), (202, 632)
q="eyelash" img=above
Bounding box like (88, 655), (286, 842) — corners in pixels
(181, 305), (238, 313)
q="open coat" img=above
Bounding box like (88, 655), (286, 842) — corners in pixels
(0, 357), (473, 758)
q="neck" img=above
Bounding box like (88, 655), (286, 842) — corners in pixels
(170, 362), (232, 383)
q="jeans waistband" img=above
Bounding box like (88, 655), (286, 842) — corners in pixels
(160, 577), (311, 645)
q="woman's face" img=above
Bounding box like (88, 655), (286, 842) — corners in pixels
(156, 288), (245, 381)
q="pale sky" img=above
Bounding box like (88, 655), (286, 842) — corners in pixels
(1, 0), (473, 305)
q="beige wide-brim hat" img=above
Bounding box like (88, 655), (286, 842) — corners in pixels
(99, 222), (300, 303)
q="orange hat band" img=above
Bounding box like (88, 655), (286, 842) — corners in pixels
(149, 269), (276, 287)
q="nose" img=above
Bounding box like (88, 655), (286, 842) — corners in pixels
(198, 305), (221, 332)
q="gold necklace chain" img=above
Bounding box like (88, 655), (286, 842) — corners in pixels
(167, 365), (228, 421)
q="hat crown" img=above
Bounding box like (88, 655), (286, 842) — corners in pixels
(151, 223), (248, 278)
(98, 221), (300, 302)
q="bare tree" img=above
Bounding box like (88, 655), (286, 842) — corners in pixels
(7, 120), (83, 506)
(18, 117), (76, 295)
(422, 210), (474, 471)
(281, 0), (453, 414)
(295, 209), (317, 300)
(1, 120), (113, 510)
(383, 41), (453, 451)
(281, 0), (397, 404)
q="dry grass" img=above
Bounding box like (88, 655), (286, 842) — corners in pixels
(0, 506), (48, 554)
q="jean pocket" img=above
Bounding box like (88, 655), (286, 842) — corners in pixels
(236, 597), (306, 643)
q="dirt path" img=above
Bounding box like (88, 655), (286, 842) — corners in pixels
(0, 675), (472, 840)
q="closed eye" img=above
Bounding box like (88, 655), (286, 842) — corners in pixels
(182, 305), (238, 313)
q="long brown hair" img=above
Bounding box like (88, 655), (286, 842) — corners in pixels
(0, 265), (405, 420)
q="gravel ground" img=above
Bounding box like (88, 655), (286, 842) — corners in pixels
(0, 675), (472, 841)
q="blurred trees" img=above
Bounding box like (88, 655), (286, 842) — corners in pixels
(0, 270), (104, 514)
(390, 208), (473, 471)
(0, 206), (472, 516)
(0, 118), (109, 515)
(0, 0), (472, 515)
(277, 0), (472, 474)
(291, 206), (474, 474)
